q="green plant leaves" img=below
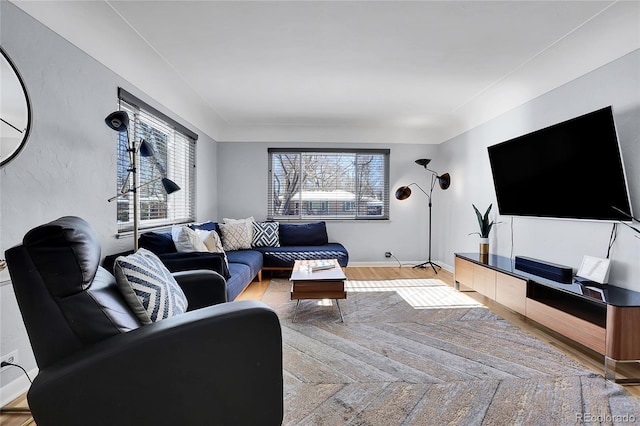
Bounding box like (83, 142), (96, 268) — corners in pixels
(472, 203), (494, 238)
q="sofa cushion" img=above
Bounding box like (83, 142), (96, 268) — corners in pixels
(254, 243), (349, 268)
(279, 222), (329, 246)
(226, 263), (253, 301)
(225, 249), (263, 279)
(113, 248), (188, 324)
(252, 221), (280, 247)
(138, 231), (176, 255)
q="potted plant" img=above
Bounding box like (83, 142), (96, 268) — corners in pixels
(470, 204), (494, 255)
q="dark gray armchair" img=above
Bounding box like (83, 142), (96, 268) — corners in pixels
(5, 216), (283, 426)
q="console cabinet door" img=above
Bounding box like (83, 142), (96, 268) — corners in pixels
(473, 264), (496, 299)
(454, 257), (474, 291)
(495, 272), (526, 315)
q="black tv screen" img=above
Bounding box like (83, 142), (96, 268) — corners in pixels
(487, 106), (632, 221)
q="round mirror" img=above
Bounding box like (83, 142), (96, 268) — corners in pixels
(1, 46), (31, 167)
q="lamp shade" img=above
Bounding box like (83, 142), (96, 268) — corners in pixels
(139, 140), (154, 157)
(105, 111), (129, 132)
(395, 186), (412, 200)
(437, 173), (451, 190)
(161, 178), (180, 194)
(415, 159), (431, 168)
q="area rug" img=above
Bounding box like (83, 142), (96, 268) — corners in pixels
(261, 278), (640, 425)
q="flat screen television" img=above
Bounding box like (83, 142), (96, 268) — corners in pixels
(487, 106), (633, 221)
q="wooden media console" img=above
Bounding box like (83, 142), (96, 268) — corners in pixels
(455, 253), (640, 382)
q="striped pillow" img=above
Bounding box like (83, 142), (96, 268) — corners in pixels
(113, 248), (188, 324)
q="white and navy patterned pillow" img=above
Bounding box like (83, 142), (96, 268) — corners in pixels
(252, 221), (280, 247)
(113, 248), (188, 324)
(219, 222), (253, 250)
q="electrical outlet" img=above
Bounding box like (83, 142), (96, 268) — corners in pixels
(385, 252), (393, 258)
(1, 350), (18, 370)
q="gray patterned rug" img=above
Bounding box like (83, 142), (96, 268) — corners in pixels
(261, 278), (640, 425)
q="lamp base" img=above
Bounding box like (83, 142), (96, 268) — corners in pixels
(413, 260), (441, 274)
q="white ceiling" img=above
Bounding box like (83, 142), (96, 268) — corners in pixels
(11, 0), (640, 144)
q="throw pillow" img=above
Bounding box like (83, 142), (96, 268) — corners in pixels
(189, 221), (218, 232)
(219, 222), (253, 251)
(199, 229), (224, 252)
(138, 231), (176, 254)
(223, 216), (254, 242)
(174, 226), (208, 252)
(252, 221), (280, 247)
(199, 229), (230, 270)
(113, 248), (188, 324)
(279, 222), (329, 246)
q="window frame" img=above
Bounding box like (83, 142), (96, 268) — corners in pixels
(115, 88), (197, 233)
(268, 148), (390, 221)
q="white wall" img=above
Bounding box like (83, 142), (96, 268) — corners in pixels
(0, 2), (218, 403)
(435, 49), (640, 291)
(216, 141), (443, 264)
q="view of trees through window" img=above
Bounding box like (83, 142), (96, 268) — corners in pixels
(116, 93), (196, 232)
(268, 149), (389, 220)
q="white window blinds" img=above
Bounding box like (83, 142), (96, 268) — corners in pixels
(268, 149), (390, 220)
(116, 89), (196, 232)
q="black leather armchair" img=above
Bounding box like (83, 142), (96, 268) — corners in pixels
(5, 217), (283, 426)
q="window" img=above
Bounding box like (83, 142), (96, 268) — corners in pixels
(116, 89), (197, 233)
(268, 148), (390, 220)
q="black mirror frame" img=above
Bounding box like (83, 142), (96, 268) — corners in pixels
(1, 46), (32, 167)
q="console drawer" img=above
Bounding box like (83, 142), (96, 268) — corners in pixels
(495, 272), (526, 315)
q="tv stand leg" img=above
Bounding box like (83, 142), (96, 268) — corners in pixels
(604, 356), (640, 384)
(604, 356), (616, 381)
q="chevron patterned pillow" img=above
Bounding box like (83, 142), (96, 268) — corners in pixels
(113, 248), (188, 324)
(252, 221), (280, 247)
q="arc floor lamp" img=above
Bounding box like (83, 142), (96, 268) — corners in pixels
(395, 159), (451, 273)
(105, 110), (180, 251)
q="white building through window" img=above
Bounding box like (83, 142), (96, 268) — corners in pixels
(268, 149), (390, 220)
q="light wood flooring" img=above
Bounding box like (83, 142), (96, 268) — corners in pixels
(3, 265), (638, 424)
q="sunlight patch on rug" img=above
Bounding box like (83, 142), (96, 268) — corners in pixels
(345, 279), (482, 310)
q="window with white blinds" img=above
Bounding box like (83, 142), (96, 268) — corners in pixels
(268, 148), (390, 220)
(116, 89), (197, 233)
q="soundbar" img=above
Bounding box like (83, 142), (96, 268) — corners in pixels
(514, 256), (573, 284)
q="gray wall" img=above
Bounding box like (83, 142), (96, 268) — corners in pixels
(217, 51), (640, 293)
(434, 49), (640, 291)
(216, 141), (442, 264)
(0, 2), (217, 400)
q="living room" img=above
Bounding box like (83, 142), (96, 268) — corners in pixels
(1, 1), (639, 424)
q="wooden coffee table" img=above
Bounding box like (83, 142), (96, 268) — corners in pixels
(290, 259), (347, 322)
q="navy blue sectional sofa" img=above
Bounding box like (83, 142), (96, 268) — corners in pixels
(106, 221), (348, 303)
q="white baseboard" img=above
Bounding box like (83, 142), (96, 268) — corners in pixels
(349, 260), (454, 273)
(0, 368), (37, 407)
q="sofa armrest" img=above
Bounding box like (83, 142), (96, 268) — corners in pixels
(27, 301), (283, 426)
(159, 251), (230, 278)
(173, 269), (228, 308)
